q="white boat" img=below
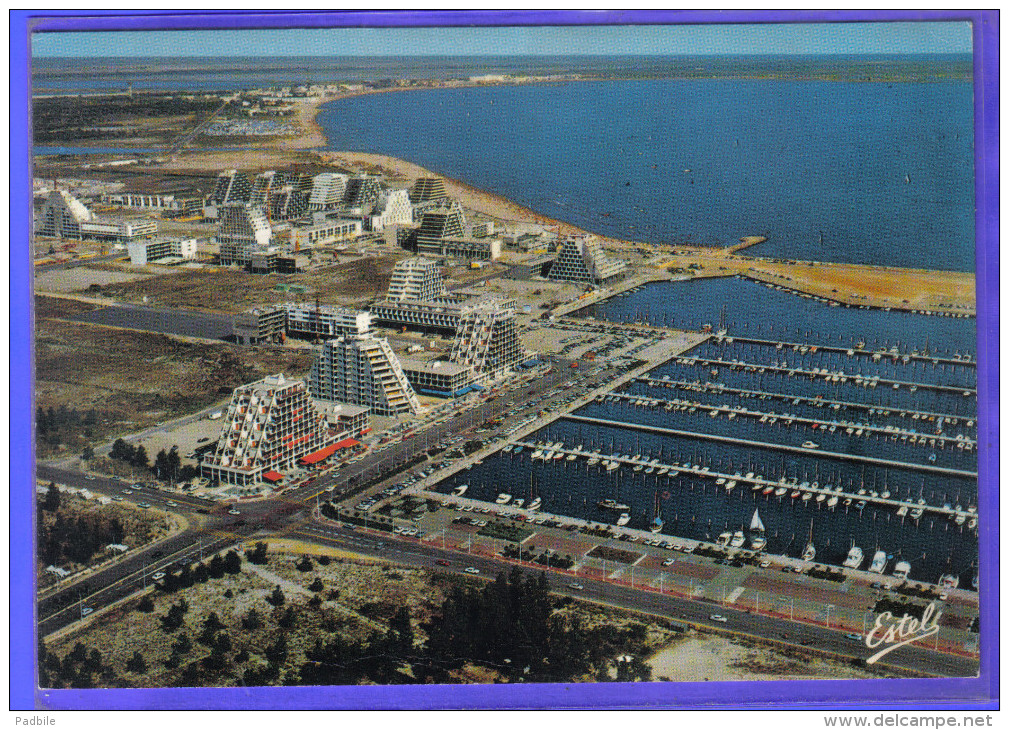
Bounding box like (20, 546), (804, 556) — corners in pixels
(717, 531), (733, 547)
(496, 493), (512, 505)
(587, 457), (600, 466)
(939, 574), (960, 590)
(606, 461), (620, 472)
(528, 497), (542, 511)
(827, 496), (839, 508)
(843, 545), (864, 569)
(616, 513), (631, 526)
(531, 450), (544, 460)
(453, 484), (469, 496)
(910, 507), (924, 520)
(750, 534), (767, 551)
(801, 519), (815, 561)
(566, 453), (578, 461)
(801, 441), (819, 449)
(893, 560), (911, 580)
(868, 550), (887, 574)
(650, 516), (664, 534)
(512, 498), (525, 508)
(730, 530), (746, 548)
(598, 499), (630, 511)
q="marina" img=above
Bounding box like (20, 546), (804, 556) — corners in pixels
(427, 274), (977, 588)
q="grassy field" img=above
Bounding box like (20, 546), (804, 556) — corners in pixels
(92, 256), (399, 313)
(34, 304), (315, 457)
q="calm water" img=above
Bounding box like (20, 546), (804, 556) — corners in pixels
(319, 78), (975, 270)
(578, 276), (977, 354)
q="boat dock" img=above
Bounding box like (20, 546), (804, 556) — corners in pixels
(508, 434), (975, 516)
(634, 376), (976, 426)
(557, 414), (977, 479)
(601, 390), (977, 450)
(671, 354), (976, 397)
(714, 334), (976, 368)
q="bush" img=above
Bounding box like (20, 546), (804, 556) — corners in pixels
(136, 595), (155, 613)
(296, 556), (314, 572)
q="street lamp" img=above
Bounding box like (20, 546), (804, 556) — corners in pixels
(826, 603), (834, 630)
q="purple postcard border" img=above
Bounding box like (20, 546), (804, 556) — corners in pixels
(10, 8), (999, 711)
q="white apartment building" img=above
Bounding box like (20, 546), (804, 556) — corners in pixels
(201, 374), (342, 488)
(309, 334), (420, 416)
(217, 203), (273, 266)
(308, 173), (349, 210)
(385, 257), (446, 301)
(368, 189), (414, 231)
(284, 304), (372, 340)
(126, 237), (197, 265)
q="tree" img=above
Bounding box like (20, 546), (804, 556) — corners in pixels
(224, 550), (242, 574)
(267, 585), (285, 607)
(136, 595), (155, 613)
(308, 577), (324, 592)
(154, 449), (169, 479)
(132, 445), (149, 470)
(42, 482), (62, 512)
(241, 608), (261, 632)
(248, 542), (269, 565)
(264, 634), (288, 666)
(125, 651), (147, 673)
(296, 555), (313, 572)
(193, 562), (209, 583)
(277, 606), (295, 629)
(202, 611), (224, 632)
(209, 554), (226, 579)
(171, 633), (192, 655)
(388, 606), (415, 655)
(167, 446), (182, 482)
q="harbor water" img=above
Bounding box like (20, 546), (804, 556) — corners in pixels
(436, 277), (978, 588)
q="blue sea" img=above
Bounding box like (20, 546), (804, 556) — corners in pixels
(318, 78), (975, 271)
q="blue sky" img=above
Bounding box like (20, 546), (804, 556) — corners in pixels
(33, 21), (973, 57)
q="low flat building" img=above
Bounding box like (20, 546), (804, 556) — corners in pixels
(398, 357), (476, 398)
(369, 296), (464, 334)
(315, 401), (371, 437)
(290, 217), (362, 247)
(416, 236), (501, 261)
(232, 306), (286, 345)
(126, 237), (197, 265)
(79, 217), (159, 241)
(285, 305), (372, 340)
(507, 254), (556, 279)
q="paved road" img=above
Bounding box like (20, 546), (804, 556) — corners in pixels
(35, 252), (123, 273)
(291, 520), (979, 678)
(35, 354), (979, 678)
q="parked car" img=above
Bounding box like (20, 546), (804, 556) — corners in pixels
(464, 567), (480, 575)
(709, 614), (728, 623)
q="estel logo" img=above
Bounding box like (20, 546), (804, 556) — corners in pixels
(864, 602), (942, 664)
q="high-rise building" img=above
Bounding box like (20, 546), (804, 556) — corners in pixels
(308, 173), (348, 211)
(250, 171), (286, 207)
(268, 185), (310, 221)
(449, 297), (525, 380)
(309, 334), (420, 416)
(37, 189), (92, 238)
(416, 205), (466, 251)
(548, 237), (627, 285)
(368, 189), (414, 231)
(385, 257), (447, 301)
(210, 170), (252, 205)
(409, 177), (449, 204)
(217, 203), (273, 266)
(342, 175), (382, 213)
(201, 374), (342, 487)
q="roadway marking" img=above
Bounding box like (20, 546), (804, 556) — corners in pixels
(726, 587), (746, 604)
